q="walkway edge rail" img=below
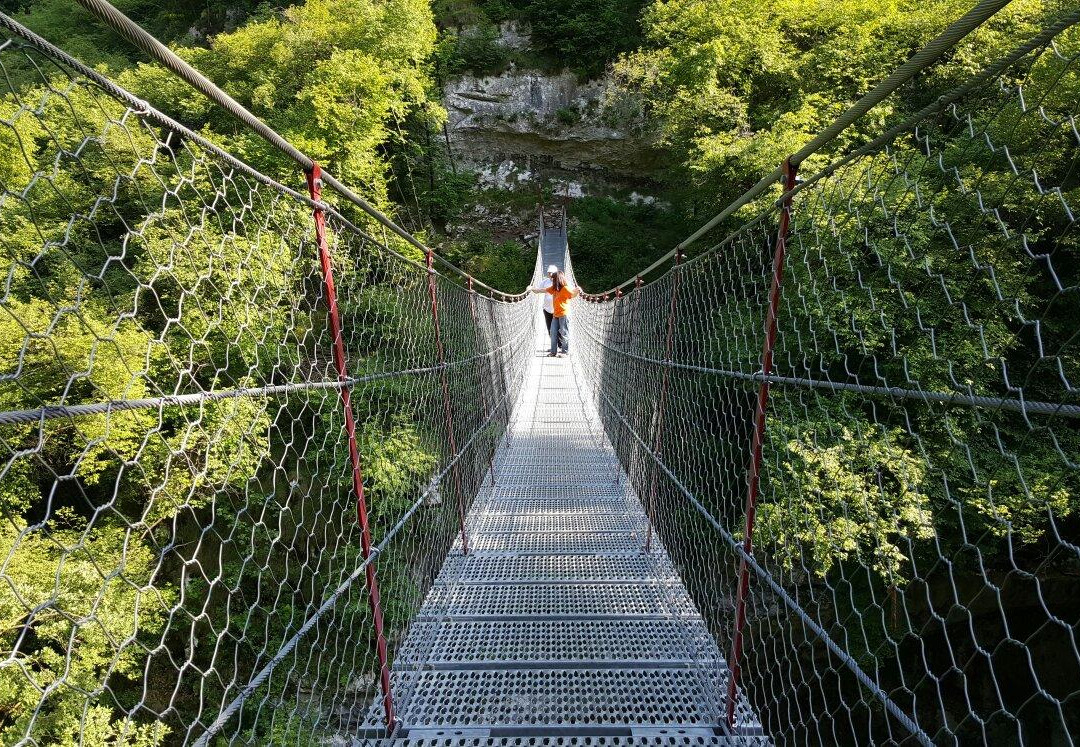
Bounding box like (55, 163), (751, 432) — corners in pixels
(579, 359), (935, 747)
(0, 346), (518, 427)
(578, 329), (1080, 420)
(193, 319), (534, 746)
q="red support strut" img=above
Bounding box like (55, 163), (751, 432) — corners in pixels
(726, 158), (799, 729)
(427, 250), (470, 554)
(306, 163), (395, 731)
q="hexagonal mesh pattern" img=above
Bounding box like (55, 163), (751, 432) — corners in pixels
(376, 345), (759, 739)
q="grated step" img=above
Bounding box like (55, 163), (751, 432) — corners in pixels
(495, 456), (619, 470)
(395, 619), (722, 667)
(475, 498), (633, 515)
(435, 553), (676, 584)
(459, 531), (643, 554)
(494, 467), (620, 483)
(417, 582), (697, 619)
(350, 737), (768, 747)
(362, 668), (750, 731)
(470, 514), (644, 534)
(496, 448), (614, 459)
(481, 485), (629, 501)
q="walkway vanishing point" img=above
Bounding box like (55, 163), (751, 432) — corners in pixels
(356, 221), (766, 743)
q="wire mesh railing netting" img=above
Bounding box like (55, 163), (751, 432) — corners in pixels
(576, 16), (1080, 746)
(0, 19), (531, 746)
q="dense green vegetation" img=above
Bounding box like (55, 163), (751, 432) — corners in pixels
(616, 0), (1069, 212)
(3, 0), (267, 69)
(433, 0), (647, 78)
(0, 0), (1077, 743)
(0, 0), (455, 743)
(565, 197), (692, 292)
(609, 0), (1079, 569)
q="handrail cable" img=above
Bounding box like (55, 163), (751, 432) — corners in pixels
(68, 0), (522, 301)
(0, 13), (525, 304)
(588, 0), (1017, 296)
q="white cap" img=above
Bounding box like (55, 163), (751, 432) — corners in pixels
(546, 264), (558, 274)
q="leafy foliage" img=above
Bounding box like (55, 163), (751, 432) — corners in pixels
(0, 0), (443, 741)
(567, 196), (693, 292)
(615, 0), (1058, 209)
(433, 0), (647, 78)
(759, 412), (934, 581)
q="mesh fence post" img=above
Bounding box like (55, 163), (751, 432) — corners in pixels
(305, 163), (396, 731)
(485, 294), (515, 483)
(626, 277), (645, 489)
(725, 158), (798, 729)
(644, 253), (682, 553)
(468, 276), (498, 489)
(427, 249), (471, 554)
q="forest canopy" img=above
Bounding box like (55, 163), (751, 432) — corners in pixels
(0, 0), (1077, 743)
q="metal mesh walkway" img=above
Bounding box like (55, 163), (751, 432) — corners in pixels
(358, 355), (765, 742)
(356, 275), (766, 742)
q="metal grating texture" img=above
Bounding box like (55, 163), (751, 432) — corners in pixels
(456, 531), (644, 554)
(418, 581), (697, 619)
(371, 668), (742, 728)
(434, 554), (677, 584)
(395, 619), (719, 666)
(351, 737), (768, 747)
(364, 314), (764, 742)
(469, 514), (644, 534)
(479, 485), (628, 500)
(474, 497), (631, 514)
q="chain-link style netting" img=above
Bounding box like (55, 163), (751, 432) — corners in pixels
(0, 17), (531, 746)
(575, 16), (1080, 746)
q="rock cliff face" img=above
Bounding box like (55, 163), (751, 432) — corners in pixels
(439, 22), (670, 247)
(442, 23), (663, 194)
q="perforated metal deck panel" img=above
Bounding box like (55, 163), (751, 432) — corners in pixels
(353, 737), (768, 747)
(394, 619), (718, 666)
(358, 301), (765, 745)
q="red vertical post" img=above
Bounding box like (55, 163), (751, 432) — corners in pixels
(608, 287), (625, 467)
(306, 163), (395, 731)
(426, 250), (470, 554)
(644, 252), (682, 554)
(726, 158), (799, 729)
(485, 292), (513, 461)
(631, 277), (643, 351)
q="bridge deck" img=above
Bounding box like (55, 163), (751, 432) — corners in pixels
(358, 227), (763, 744)
(541, 224), (567, 274)
(360, 368), (763, 742)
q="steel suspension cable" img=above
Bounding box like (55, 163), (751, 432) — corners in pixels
(588, 0), (1017, 297)
(69, 0), (523, 301)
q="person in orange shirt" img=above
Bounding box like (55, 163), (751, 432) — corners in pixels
(530, 271), (579, 357)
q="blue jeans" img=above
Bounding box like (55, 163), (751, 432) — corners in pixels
(549, 316), (569, 354)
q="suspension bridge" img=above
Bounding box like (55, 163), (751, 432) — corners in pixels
(0, 1), (1078, 745)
